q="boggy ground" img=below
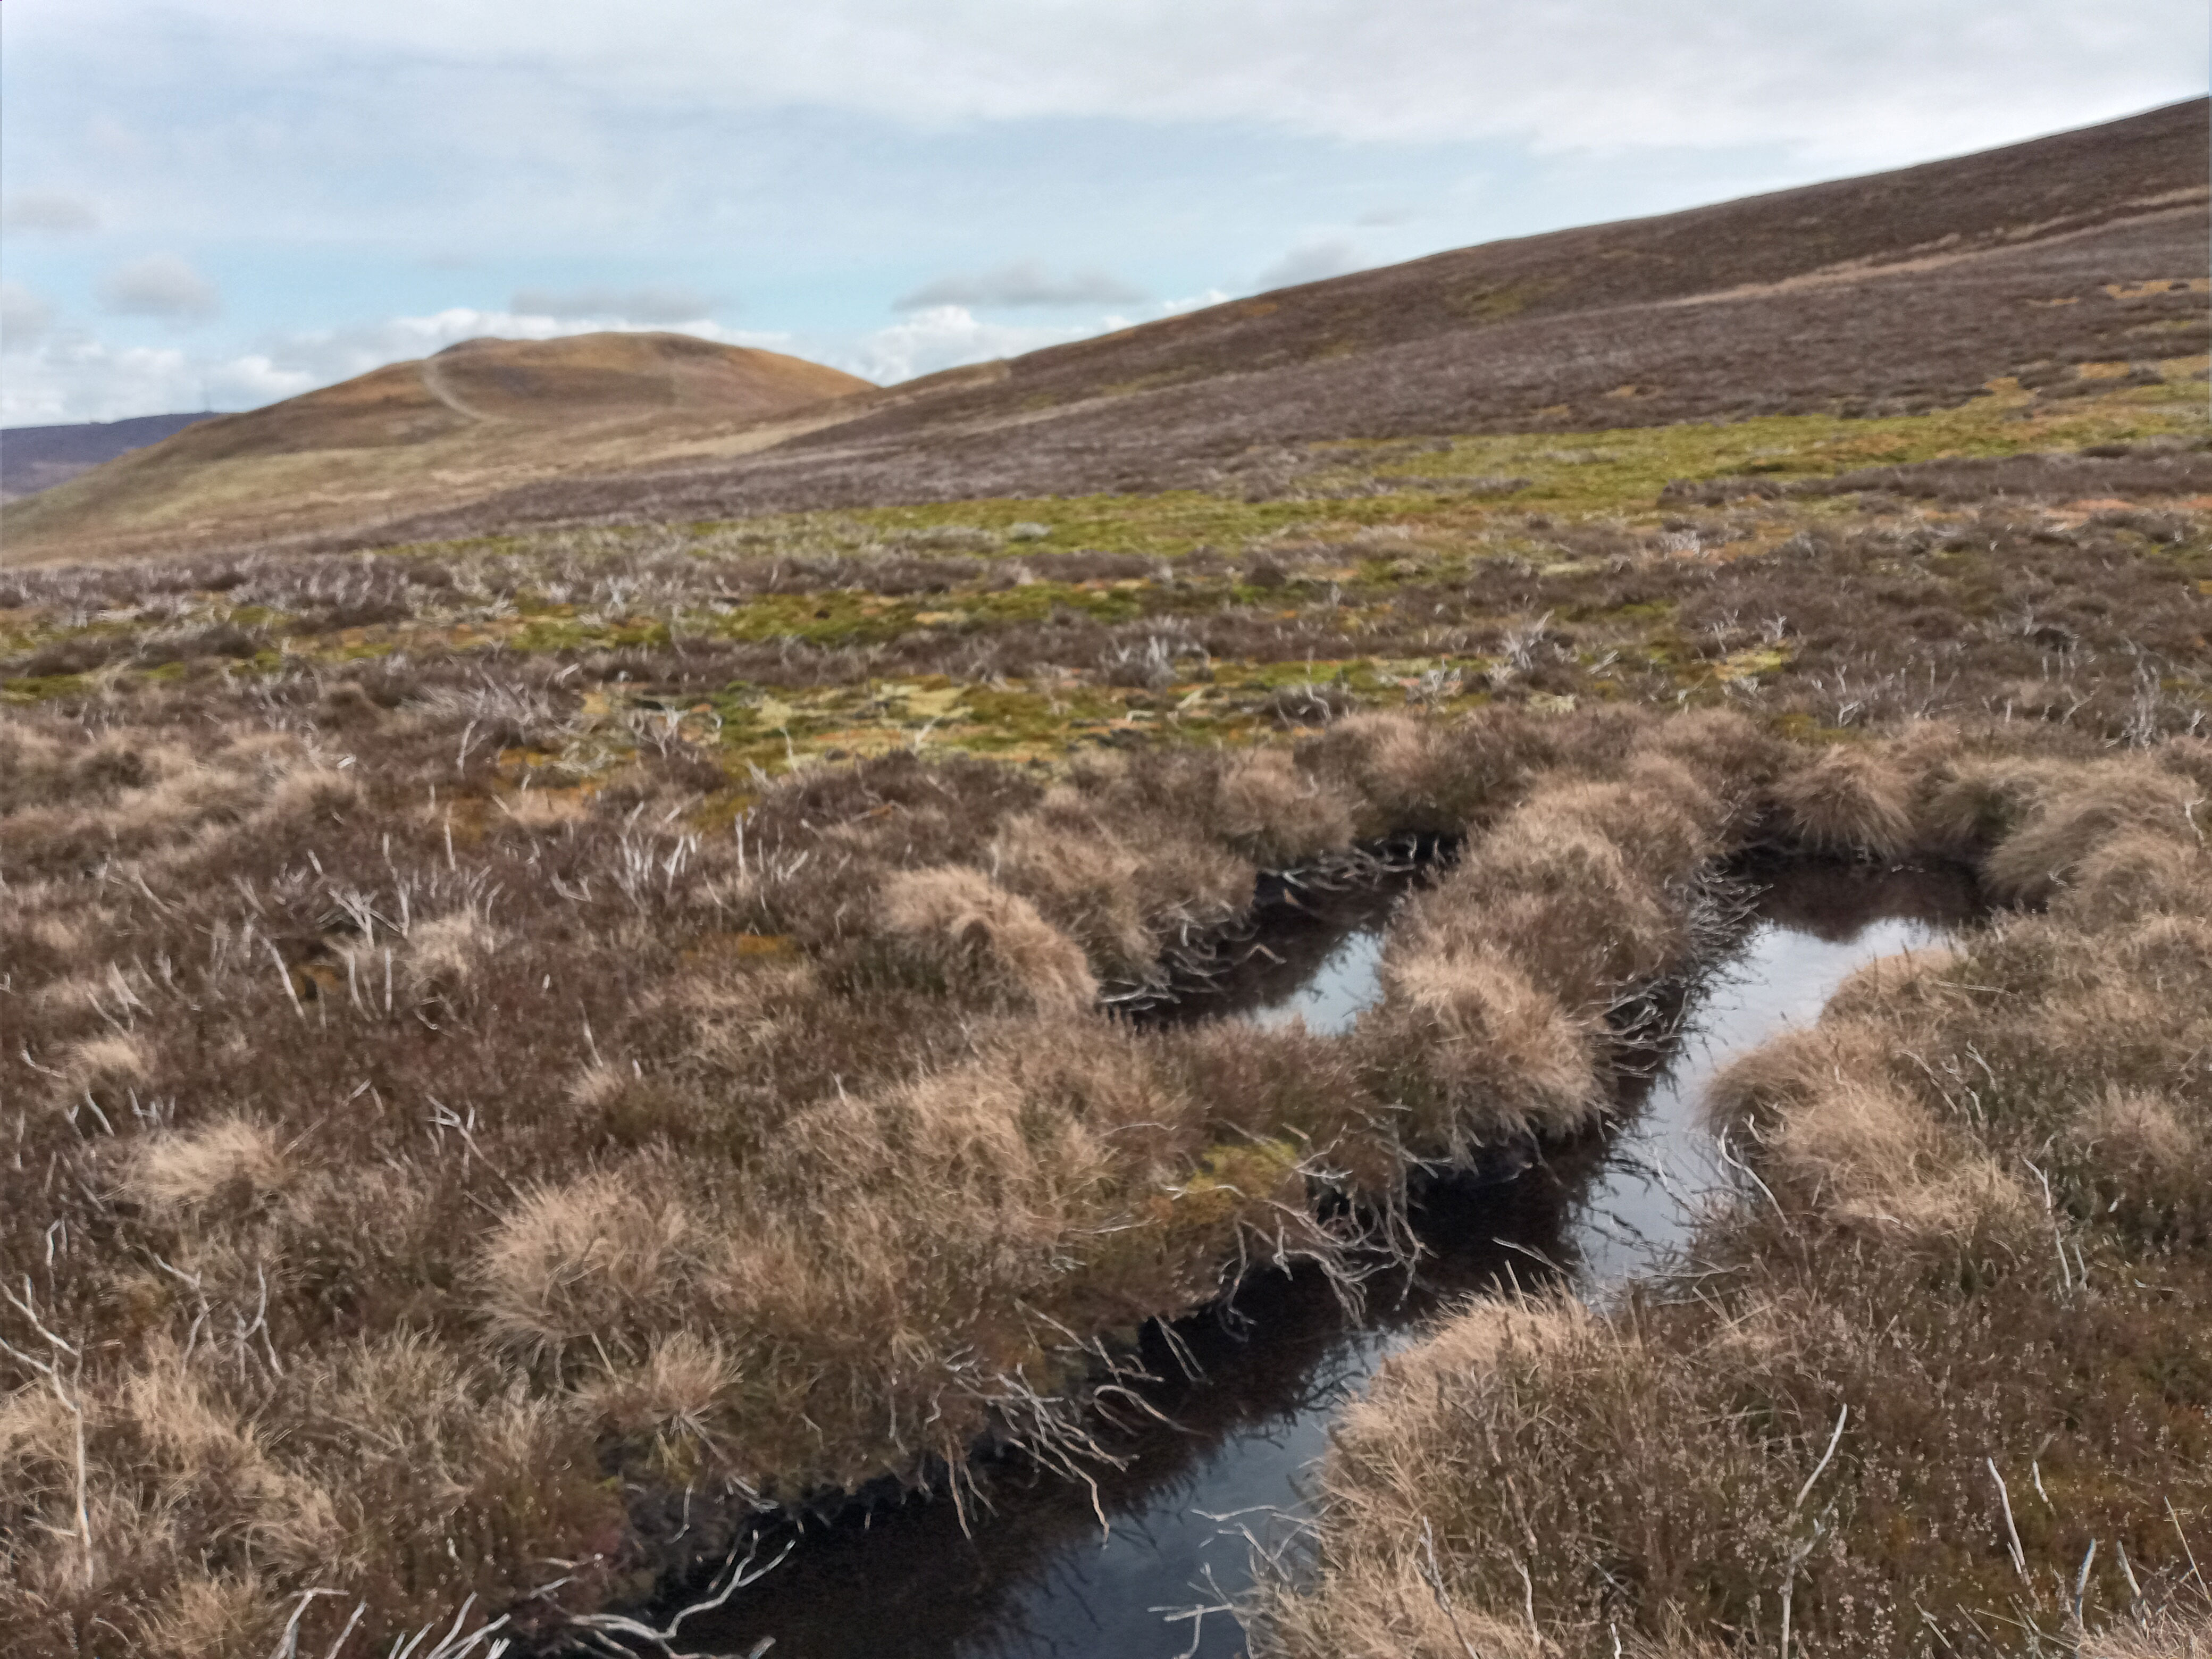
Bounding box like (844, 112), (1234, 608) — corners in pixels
(1, 379), (2209, 1656)
(1253, 739), (2212, 1658)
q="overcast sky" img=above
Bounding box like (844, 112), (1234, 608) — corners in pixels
(2, 1), (2205, 424)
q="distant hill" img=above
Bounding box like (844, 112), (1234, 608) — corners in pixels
(3, 333), (873, 563)
(1, 413), (220, 502)
(368, 97), (2203, 543)
(8, 99), (2206, 566)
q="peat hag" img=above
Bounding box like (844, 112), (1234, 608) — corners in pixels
(684, 859), (1979, 1659)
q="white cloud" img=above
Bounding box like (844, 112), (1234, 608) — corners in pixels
(29, 1), (2203, 168)
(1253, 239), (1370, 291)
(894, 261), (1147, 311)
(1, 285), (56, 354)
(825, 305), (1100, 384)
(0, 337), (198, 425)
(202, 355), (323, 408)
(4, 192), (101, 234)
(98, 255), (222, 322)
(508, 284), (718, 323)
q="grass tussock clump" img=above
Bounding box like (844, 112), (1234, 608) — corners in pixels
(129, 1117), (296, 1214)
(1258, 739), (2212, 1657)
(1351, 723), (1740, 1158)
(1769, 742), (1915, 858)
(878, 865), (1099, 1012)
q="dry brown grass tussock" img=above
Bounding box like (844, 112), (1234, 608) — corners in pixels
(1770, 743), (1915, 858)
(1981, 759), (2206, 902)
(989, 783), (1257, 979)
(1646, 707), (1790, 812)
(2055, 826), (2211, 927)
(1766, 1077), (2032, 1240)
(477, 1168), (701, 1365)
(129, 1118), (293, 1214)
(878, 865), (1098, 1013)
(2074, 1085), (2200, 1176)
(576, 1331), (741, 1442)
(1212, 744), (1359, 868)
(395, 908), (501, 1002)
(1701, 1018), (1892, 1130)
(1258, 1295), (1660, 1658)
(1402, 783), (1690, 999)
(2082, 1610), (2212, 1658)
(1370, 952), (1602, 1152)
(1306, 710), (1549, 837)
(64, 1030), (152, 1090)
(1908, 752), (2071, 857)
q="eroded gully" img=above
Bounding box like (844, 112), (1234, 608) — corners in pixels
(689, 858), (1982, 1659)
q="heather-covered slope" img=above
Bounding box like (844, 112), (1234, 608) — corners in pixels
(8, 102), (2204, 566)
(368, 98), (2209, 543)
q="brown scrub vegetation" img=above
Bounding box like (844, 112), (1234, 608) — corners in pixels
(8, 516), (2211, 1653)
(3, 377), (2211, 1651)
(0, 649), (1742, 1653)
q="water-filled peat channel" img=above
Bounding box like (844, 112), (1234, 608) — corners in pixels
(689, 859), (1981, 1658)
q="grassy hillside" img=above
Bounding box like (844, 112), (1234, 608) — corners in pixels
(2, 333), (873, 564)
(7, 103), (2202, 571)
(0, 414), (218, 503)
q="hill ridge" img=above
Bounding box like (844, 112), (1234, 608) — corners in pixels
(3, 331), (874, 561)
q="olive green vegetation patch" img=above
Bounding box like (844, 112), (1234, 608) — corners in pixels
(677, 657), (1503, 778)
(7, 383), (2206, 761)
(1339, 369), (2207, 505)
(653, 364), (2211, 554)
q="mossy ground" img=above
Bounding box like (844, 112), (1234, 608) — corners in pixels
(6, 369), (2208, 798)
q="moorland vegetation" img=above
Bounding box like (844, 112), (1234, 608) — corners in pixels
(3, 359), (2209, 1655)
(8, 100), (2202, 567)
(3, 97), (2211, 1659)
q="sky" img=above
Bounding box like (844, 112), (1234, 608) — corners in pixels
(2, 1), (2205, 426)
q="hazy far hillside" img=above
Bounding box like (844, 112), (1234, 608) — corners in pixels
(0, 413), (219, 503)
(411, 96), (2200, 539)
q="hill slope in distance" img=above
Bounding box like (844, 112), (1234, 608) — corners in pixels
(375, 97), (2205, 543)
(3, 333), (873, 562)
(7, 98), (2206, 566)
